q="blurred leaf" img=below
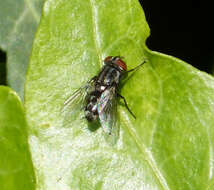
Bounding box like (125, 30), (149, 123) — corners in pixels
(0, 86), (35, 190)
(0, 0), (44, 100)
(25, 0), (214, 189)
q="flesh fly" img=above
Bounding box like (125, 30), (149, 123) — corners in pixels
(63, 56), (145, 137)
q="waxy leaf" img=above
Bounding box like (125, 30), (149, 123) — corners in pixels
(0, 86), (35, 190)
(0, 0), (43, 100)
(25, 0), (214, 189)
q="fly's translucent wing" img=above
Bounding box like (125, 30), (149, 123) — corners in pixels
(61, 78), (96, 125)
(97, 86), (119, 141)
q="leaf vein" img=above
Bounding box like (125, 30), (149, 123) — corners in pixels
(8, 8), (28, 44)
(24, 0), (40, 23)
(89, 0), (102, 66)
(147, 63), (164, 147)
(121, 110), (170, 190)
(188, 95), (214, 183)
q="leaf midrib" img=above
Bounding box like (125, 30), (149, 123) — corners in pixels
(89, 0), (103, 66)
(88, 1), (169, 188)
(121, 109), (170, 190)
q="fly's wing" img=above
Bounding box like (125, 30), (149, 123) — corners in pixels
(97, 86), (119, 140)
(61, 78), (95, 124)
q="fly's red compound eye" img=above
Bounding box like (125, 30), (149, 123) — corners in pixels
(115, 58), (127, 71)
(104, 56), (113, 63)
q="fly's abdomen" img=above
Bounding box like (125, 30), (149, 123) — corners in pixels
(85, 92), (100, 122)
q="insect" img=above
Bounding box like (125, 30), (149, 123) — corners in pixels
(63, 56), (145, 136)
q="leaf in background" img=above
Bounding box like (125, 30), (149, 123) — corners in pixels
(0, 86), (35, 190)
(25, 0), (214, 189)
(0, 0), (44, 100)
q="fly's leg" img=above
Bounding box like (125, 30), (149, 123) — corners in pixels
(82, 76), (98, 102)
(126, 60), (146, 73)
(86, 76), (98, 87)
(90, 76), (98, 82)
(85, 76), (98, 92)
(117, 93), (136, 119)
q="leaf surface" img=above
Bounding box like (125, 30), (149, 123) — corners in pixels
(0, 0), (43, 100)
(0, 86), (35, 190)
(25, 0), (214, 189)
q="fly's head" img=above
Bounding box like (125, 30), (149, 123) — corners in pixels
(104, 56), (127, 73)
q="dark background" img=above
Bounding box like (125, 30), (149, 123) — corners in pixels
(0, 50), (6, 85)
(141, 0), (214, 73)
(1, 0), (214, 85)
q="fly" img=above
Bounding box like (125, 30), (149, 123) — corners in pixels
(63, 56), (145, 136)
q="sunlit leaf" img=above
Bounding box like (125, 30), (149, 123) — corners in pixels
(25, 0), (214, 189)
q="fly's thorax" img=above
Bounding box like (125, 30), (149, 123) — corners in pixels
(95, 85), (106, 92)
(98, 65), (122, 86)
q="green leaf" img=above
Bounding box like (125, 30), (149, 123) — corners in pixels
(0, 86), (35, 190)
(0, 0), (44, 100)
(25, 0), (214, 189)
